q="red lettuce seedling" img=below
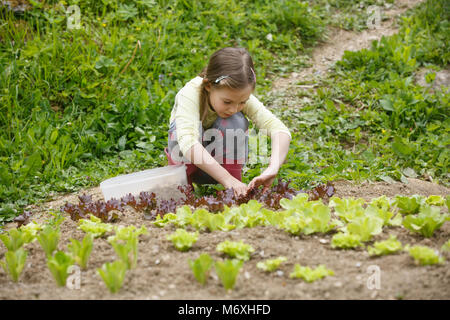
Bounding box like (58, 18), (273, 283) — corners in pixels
(121, 193), (137, 208)
(308, 182), (335, 201)
(14, 210), (32, 227)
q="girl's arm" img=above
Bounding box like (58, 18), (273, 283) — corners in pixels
(267, 131), (291, 170)
(185, 143), (249, 196)
(248, 131), (291, 192)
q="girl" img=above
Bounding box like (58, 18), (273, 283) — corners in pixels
(165, 47), (291, 197)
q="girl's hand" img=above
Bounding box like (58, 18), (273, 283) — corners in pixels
(223, 177), (249, 197)
(248, 166), (279, 193)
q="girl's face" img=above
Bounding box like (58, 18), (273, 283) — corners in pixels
(205, 84), (253, 118)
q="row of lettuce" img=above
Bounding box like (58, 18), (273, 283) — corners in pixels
(1, 193), (449, 293)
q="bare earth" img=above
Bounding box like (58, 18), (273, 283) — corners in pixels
(0, 178), (449, 300)
(1, 0), (449, 300)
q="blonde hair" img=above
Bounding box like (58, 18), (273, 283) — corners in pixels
(198, 47), (256, 123)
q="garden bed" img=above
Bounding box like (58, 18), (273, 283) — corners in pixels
(1, 178), (449, 300)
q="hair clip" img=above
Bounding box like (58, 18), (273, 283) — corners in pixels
(214, 75), (229, 84)
(250, 67), (256, 82)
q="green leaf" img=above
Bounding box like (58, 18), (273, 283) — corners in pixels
(380, 99), (394, 111)
(189, 253), (213, 285)
(402, 205), (448, 237)
(394, 195), (425, 215)
(68, 234), (93, 270)
(98, 260), (127, 293)
(167, 229), (199, 251)
(347, 215), (383, 242)
(367, 236), (402, 256)
(95, 55), (117, 69)
(289, 264), (334, 282)
(37, 225), (60, 258)
(425, 195), (445, 206)
(256, 256), (287, 272)
(1, 248), (28, 282)
(215, 259), (243, 290)
(403, 167), (417, 178)
(329, 197), (365, 222)
(391, 136), (414, 157)
(47, 251), (74, 287)
(216, 240), (255, 261)
(107, 225), (147, 269)
(0, 228), (26, 251)
(331, 232), (364, 249)
(405, 245), (445, 265)
(78, 215), (113, 238)
(19, 222), (42, 243)
(20, 152), (42, 181)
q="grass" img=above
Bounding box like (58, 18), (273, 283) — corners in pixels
(258, 0), (449, 190)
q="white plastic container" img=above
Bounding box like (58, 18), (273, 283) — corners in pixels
(100, 164), (187, 201)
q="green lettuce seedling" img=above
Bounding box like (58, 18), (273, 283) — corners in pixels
(19, 222), (42, 243)
(152, 213), (178, 228)
(189, 253), (213, 285)
(281, 215), (306, 235)
(191, 208), (234, 232)
(280, 193), (309, 210)
(98, 260), (127, 293)
(328, 196), (365, 222)
(174, 205), (194, 227)
(0, 229), (25, 251)
(369, 195), (393, 212)
(402, 205), (448, 237)
(394, 195), (425, 215)
(0, 248), (28, 282)
(260, 208), (289, 227)
(289, 264), (334, 282)
(107, 225), (148, 269)
(37, 225), (60, 258)
(0, 225), (40, 251)
(281, 194), (336, 235)
(365, 205), (394, 226)
(167, 229), (199, 251)
(78, 215), (113, 238)
(216, 240), (255, 261)
(425, 195), (445, 206)
(68, 234), (94, 270)
(405, 245), (445, 265)
(236, 200), (265, 228)
(109, 240), (133, 270)
(331, 232), (364, 249)
(368, 236), (402, 256)
(257, 257), (287, 272)
(215, 259), (243, 290)
(47, 251), (75, 287)
(346, 215), (383, 242)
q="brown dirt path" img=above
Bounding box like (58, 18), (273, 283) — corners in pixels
(272, 0), (425, 92)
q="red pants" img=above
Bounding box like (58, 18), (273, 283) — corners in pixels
(164, 147), (243, 185)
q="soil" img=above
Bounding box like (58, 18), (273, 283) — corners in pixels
(0, 178), (449, 300)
